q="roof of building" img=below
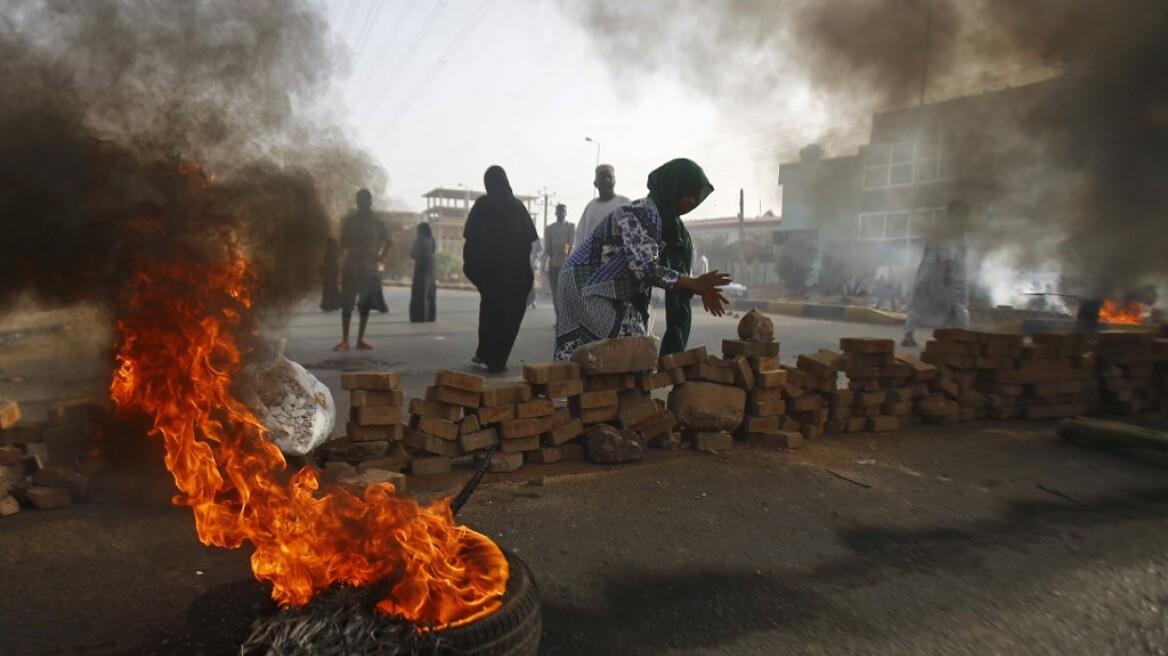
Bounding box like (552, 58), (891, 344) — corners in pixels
(686, 216), (782, 231)
(422, 187), (537, 202)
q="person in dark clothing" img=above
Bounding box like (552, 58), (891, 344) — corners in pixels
(319, 238), (342, 311)
(336, 188), (390, 351)
(463, 165), (539, 373)
(409, 222), (437, 322)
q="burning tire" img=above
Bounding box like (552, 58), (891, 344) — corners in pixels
(431, 549), (542, 655)
(241, 550), (541, 655)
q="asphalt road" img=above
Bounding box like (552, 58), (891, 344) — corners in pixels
(2, 287), (1167, 656)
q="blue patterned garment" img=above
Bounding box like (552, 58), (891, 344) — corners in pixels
(553, 197), (681, 360)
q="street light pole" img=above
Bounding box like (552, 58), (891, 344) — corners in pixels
(584, 136), (600, 167)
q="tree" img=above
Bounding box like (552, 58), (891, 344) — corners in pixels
(775, 232), (816, 294)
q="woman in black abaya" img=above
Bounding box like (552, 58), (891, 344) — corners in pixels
(462, 165), (539, 373)
(409, 222), (437, 322)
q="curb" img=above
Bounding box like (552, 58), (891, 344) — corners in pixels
(733, 299), (904, 325)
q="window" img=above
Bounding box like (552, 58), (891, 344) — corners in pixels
(863, 134), (958, 189)
(859, 211), (919, 241)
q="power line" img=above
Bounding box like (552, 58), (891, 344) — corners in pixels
(368, 0), (497, 145)
(356, 0), (450, 128)
(349, 1), (415, 108)
(350, 0), (386, 59)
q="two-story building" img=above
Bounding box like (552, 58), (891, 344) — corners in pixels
(421, 187), (540, 254)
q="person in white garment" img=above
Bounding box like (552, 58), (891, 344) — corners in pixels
(575, 164), (631, 246)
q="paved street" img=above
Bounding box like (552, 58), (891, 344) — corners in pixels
(2, 288), (1167, 655)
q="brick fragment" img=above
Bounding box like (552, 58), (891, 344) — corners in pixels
(26, 486), (72, 509)
(570, 336), (658, 374)
(524, 447), (563, 464)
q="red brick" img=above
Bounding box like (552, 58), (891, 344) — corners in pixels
(741, 416), (783, 433)
(791, 395), (824, 412)
(347, 422), (403, 442)
(351, 406), (402, 426)
(571, 390), (619, 410)
(515, 398), (555, 419)
(536, 378), (584, 399)
(458, 427), (500, 453)
(428, 385), (481, 408)
(500, 435), (540, 453)
(403, 428), (459, 456)
(748, 386), (784, 404)
(574, 405), (619, 424)
(476, 404), (517, 425)
(797, 350), (844, 379)
(754, 370), (788, 388)
(459, 414), (482, 436)
(480, 383), (533, 406)
(657, 346), (707, 371)
(749, 356), (780, 373)
(638, 371), (676, 392)
(523, 362), (582, 384)
(731, 356), (755, 391)
(748, 400), (787, 416)
(867, 415), (901, 432)
(583, 373), (639, 392)
(839, 337), (895, 354)
(350, 390), (403, 408)
(340, 372), (399, 391)
(684, 360), (737, 385)
(544, 418), (584, 446)
(407, 399), (461, 422)
(500, 417), (551, 439)
(722, 339), (779, 358)
(857, 391), (888, 407)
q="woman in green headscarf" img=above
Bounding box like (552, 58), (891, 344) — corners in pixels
(553, 158), (731, 361)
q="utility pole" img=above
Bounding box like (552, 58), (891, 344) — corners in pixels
(542, 190), (549, 237)
(738, 189), (745, 283)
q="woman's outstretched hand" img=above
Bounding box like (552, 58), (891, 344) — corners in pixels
(680, 270), (732, 317)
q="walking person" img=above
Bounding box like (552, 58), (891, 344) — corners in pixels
(409, 222), (437, 323)
(335, 188), (390, 351)
(554, 158), (731, 360)
(463, 165), (540, 373)
(902, 200), (971, 347)
(575, 164), (630, 246)
(543, 203), (574, 324)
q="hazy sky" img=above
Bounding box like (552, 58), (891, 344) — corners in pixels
(321, 0), (836, 231)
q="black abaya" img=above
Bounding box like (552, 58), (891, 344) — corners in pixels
(409, 236), (437, 322)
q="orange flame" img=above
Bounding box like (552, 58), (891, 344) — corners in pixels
(109, 244), (507, 627)
(1099, 299), (1144, 325)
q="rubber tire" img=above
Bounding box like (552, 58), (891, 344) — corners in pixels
(432, 550), (542, 655)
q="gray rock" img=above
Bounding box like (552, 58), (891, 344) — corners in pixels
(737, 309), (774, 342)
(570, 337), (658, 375)
(583, 424), (644, 463)
(668, 382), (747, 432)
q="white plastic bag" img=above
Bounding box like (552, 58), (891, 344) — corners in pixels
(238, 338), (336, 455)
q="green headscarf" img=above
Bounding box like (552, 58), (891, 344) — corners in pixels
(647, 158), (714, 257)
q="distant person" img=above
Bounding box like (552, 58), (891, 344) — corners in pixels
(554, 158), (731, 360)
(902, 200), (971, 347)
(575, 164), (630, 245)
(335, 188), (390, 351)
(543, 203), (574, 320)
(463, 165), (539, 373)
(693, 251), (710, 276)
(319, 237), (341, 312)
(409, 222), (437, 323)
(871, 265), (901, 311)
(527, 238), (543, 310)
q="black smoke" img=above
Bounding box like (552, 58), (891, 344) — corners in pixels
(0, 0), (385, 314)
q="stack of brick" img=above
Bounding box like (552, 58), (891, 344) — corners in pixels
(523, 362), (587, 465)
(566, 357), (678, 451)
(836, 338), (925, 433)
(1094, 331), (1158, 415)
(658, 346), (740, 450)
(792, 349), (843, 439)
(966, 332), (1092, 421)
(722, 338), (801, 451)
(0, 398), (111, 514)
(315, 371), (408, 486)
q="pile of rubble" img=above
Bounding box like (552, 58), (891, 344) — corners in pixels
(0, 398), (109, 516)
